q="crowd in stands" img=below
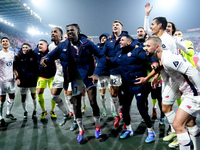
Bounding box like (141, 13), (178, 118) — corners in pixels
(0, 22), (45, 53)
(184, 31), (200, 51)
(0, 22), (200, 53)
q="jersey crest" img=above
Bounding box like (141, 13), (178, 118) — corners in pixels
(173, 61), (179, 67)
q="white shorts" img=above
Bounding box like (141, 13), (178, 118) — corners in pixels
(0, 81), (15, 95)
(179, 95), (200, 117)
(110, 75), (122, 87)
(52, 71), (64, 89)
(20, 87), (36, 95)
(97, 76), (110, 89)
(162, 81), (181, 105)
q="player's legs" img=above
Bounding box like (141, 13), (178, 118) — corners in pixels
(135, 89), (155, 143)
(174, 95), (200, 150)
(109, 75), (122, 120)
(72, 93), (85, 142)
(30, 87), (37, 118)
(98, 76), (109, 117)
(87, 86), (101, 139)
(187, 119), (200, 150)
(20, 87), (28, 119)
(6, 81), (16, 120)
(0, 82), (16, 122)
(37, 77), (47, 119)
(64, 83), (73, 115)
(162, 82), (181, 142)
(81, 88), (87, 113)
(48, 76), (56, 116)
(0, 95), (7, 126)
(119, 86), (134, 138)
(173, 108), (193, 150)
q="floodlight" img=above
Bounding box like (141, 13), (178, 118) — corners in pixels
(32, 0), (40, 5)
(158, 0), (176, 8)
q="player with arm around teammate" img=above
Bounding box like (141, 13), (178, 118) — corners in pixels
(40, 23), (106, 143)
(145, 37), (200, 150)
(14, 43), (38, 119)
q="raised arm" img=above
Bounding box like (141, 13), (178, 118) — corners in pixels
(144, 2), (154, 37)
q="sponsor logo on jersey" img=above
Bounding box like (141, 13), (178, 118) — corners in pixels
(30, 58), (33, 61)
(173, 61), (179, 67)
(165, 95), (169, 98)
(127, 52), (132, 57)
(63, 49), (66, 51)
(137, 93), (141, 96)
(110, 40), (113, 43)
(162, 44), (166, 48)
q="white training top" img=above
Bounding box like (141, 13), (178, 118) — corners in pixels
(161, 50), (200, 96)
(48, 42), (63, 74)
(144, 16), (178, 54)
(160, 32), (178, 54)
(0, 50), (15, 82)
(172, 36), (189, 54)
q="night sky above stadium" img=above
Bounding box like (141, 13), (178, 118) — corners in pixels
(20, 0), (200, 37)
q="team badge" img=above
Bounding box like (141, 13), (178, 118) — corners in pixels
(30, 58), (33, 61)
(127, 52), (132, 57)
(173, 61), (179, 67)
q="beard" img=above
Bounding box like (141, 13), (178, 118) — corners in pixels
(147, 51), (155, 57)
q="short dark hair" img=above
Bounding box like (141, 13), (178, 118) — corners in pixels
(22, 43), (31, 48)
(153, 17), (167, 30)
(168, 22), (177, 35)
(39, 39), (48, 45)
(55, 27), (63, 35)
(176, 30), (182, 33)
(66, 24), (81, 34)
(123, 35), (134, 43)
(113, 20), (123, 27)
(137, 27), (144, 30)
(55, 27), (63, 40)
(1, 37), (9, 43)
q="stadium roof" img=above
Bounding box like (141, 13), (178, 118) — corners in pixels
(0, 0), (49, 33)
